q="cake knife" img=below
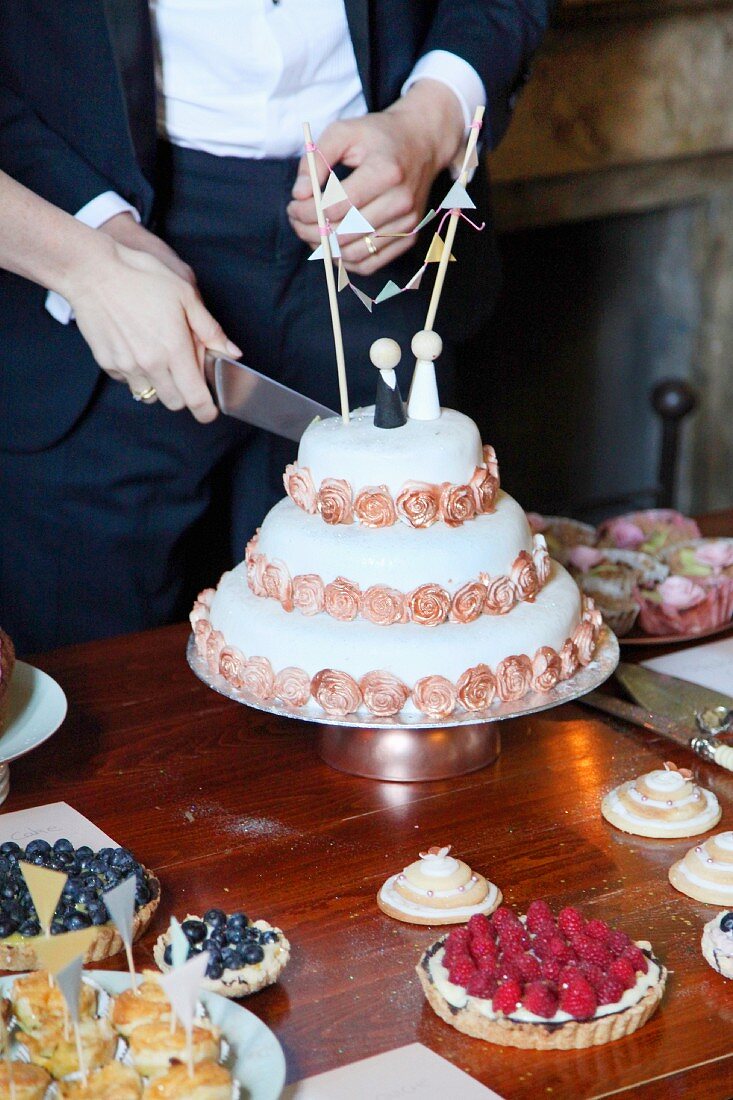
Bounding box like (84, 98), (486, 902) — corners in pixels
(204, 350), (337, 441)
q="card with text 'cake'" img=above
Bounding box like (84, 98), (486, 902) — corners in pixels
(0, 801), (117, 849)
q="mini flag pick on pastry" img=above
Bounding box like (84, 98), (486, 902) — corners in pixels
(104, 876), (138, 991)
(33, 926), (97, 976)
(55, 953), (88, 1085)
(168, 916), (191, 969)
(159, 950), (210, 1076)
(19, 863), (66, 936)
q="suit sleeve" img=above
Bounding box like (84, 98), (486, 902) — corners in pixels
(420, 0), (556, 148)
(0, 81), (123, 216)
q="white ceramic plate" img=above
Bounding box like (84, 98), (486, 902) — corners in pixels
(0, 969), (286, 1100)
(0, 660), (67, 763)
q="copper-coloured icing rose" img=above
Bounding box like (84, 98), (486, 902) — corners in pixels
(572, 620), (596, 666)
(240, 655), (275, 701)
(559, 638), (579, 679)
(244, 534), (258, 567)
(284, 463), (317, 514)
(206, 629), (225, 676)
(532, 535), (551, 586)
(407, 584), (451, 627)
(482, 444), (499, 480)
(262, 560), (293, 613)
(469, 467), (498, 514)
(439, 482), (476, 527)
(317, 478), (353, 525)
(450, 581), (486, 623)
(531, 646), (562, 693)
(413, 675), (458, 718)
(457, 664), (497, 710)
(582, 596), (604, 631)
(292, 574), (326, 616)
(395, 481), (441, 528)
(353, 485), (397, 528)
(511, 550), (540, 603)
(194, 617), (212, 659)
(496, 654), (533, 702)
(248, 553), (267, 597)
(360, 670), (410, 716)
(274, 666), (312, 708)
(196, 587), (216, 609)
(219, 645), (248, 689)
(311, 669), (362, 716)
(484, 575), (516, 615)
(324, 577), (361, 621)
(189, 599), (209, 628)
(360, 585), (406, 626)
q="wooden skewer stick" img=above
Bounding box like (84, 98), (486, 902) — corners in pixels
(424, 105), (484, 333)
(302, 122), (350, 425)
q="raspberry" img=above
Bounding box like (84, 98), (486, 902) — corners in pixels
(609, 957), (636, 990)
(470, 937), (497, 964)
(585, 918), (611, 942)
(559, 975), (598, 1020)
(558, 963), (582, 989)
(622, 945), (649, 974)
(521, 980), (559, 1018)
(526, 900), (555, 933)
(541, 957), (563, 982)
(497, 954), (524, 983)
(476, 954), (497, 976)
(446, 927), (470, 952)
(577, 960), (604, 991)
(607, 929), (631, 957)
(558, 906), (585, 939)
(492, 977), (522, 1015)
(468, 913), (493, 940)
(499, 924), (531, 952)
(572, 934), (611, 969)
(491, 906), (521, 932)
(597, 976), (625, 1006)
(448, 955), (477, 988)
(466, 972), (498, 999)
(546, 935), (576, 966)
(531, 932), (553, 960)
(515, 954), (542, 983)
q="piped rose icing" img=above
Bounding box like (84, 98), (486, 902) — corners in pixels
(377, 845), (501, 924)
(669, 831), (733, 903)
(601, 762), (721, 838)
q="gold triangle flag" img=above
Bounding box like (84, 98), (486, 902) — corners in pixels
(337, 258), (349, 291)
(321, 172), (349, 210)
(20, 863), (67, 934)
(34, 927), (97, 976)
(424, 233), (456, 264)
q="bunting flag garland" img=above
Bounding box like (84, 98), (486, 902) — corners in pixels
(337, 259), (349, 291)
(349, 284), (374, 312)
(439, 181), (475, 210)
(336, 205), (376, 236)
(321, 172), (349, 209)
(404, 264), (427, 291)
(374, 280), (402, 304)
(19, 863), (66, 936)
(424, 233), (456, 264)
(309, 232), (341, 260)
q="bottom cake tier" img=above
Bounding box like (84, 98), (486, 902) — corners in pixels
(193, 562), (602, 720)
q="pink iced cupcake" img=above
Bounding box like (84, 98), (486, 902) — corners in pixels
(597, 510), (700, 554)
(636, 573), (733, 636)
(526, 514), (597, 566)
(661, 539), (733, 581)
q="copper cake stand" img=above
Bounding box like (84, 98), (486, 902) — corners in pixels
(187, 628), (618, 782)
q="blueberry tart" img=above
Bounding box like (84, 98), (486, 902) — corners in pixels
(154, 909), (290, 998)
(0, 838), (160, 971)
(702, 910), (733, 978)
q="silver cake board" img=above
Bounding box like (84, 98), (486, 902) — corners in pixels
(187, 628), (619, 782)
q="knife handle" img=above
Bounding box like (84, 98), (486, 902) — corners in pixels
(713, 743), (733, 772)
(692, 736), (733, 772)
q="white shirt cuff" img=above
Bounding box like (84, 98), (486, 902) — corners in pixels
(45, 192), (140, 324)
(402, 50), (486, 134)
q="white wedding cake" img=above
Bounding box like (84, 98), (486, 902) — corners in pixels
(191, 339), (602, 721)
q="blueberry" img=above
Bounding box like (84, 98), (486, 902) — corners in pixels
(18, 920), (40, 937)
(50, 920), (65, 935)
(242, 943), (264, 965)
(206, 930), (226, 950)
(206, 956), (224, 981)
(260, 930), (279, 944)
(135, 883), (150, 907)
(182, 919), (207, 944)
(87, 903), (109, 926)
(24, 839), (52, 857)
(65, 911), (92, 931)
(225, 925), (245, 945)
(88, 858), (107, 875)
(56, 850), (76, 867)
(221, 946), (245, 970)
(1, 884), (15, 902)
(44, 855), (65, 872)
(3, 901), (24, 925)
(243, 926), (259, 942)
(0, 842), (20, 856)
(720, 912), (733, 933)
(163, 944), (173, 966)
(0, 918), (16, 938)
(28, 853), (46, 866)
(204, 908), (226, 928)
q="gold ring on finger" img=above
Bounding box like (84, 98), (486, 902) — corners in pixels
(131, 385), (157, 402)
(363, 234), (378, 257)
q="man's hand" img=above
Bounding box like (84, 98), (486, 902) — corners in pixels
(100, 212), (197, 286)
(64, 235), (240, 423)
(287, 80), (465, 276)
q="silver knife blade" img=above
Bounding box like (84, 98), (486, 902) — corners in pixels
(615, 662), (733, 724)
(580, 690), (695, 747)
(204, 350), (337, 442)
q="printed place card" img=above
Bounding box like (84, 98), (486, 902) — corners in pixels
(0, 802), (117, 850)
(642, 636), (733, 697)
(282, 1043), (504, 1099)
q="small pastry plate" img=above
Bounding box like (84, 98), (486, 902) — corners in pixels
(0, 970), (286, 1100)
(187, 627), (619, 730)
(0, 661), (67, 807)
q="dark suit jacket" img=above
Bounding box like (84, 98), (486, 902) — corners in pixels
(0, 0), (554, 452)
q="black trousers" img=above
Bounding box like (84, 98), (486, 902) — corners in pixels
(0, 146), (455, 654)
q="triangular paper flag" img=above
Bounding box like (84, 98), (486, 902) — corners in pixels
(169, 916), (190, 969)
(424, 233), (456, 264)
(34, 927), (96, 975)
(462, 145), (480, 174)
(309, 233), (341, 261)
(335, 206), (375, 236)
(439, 181), (476, 210)
(404, 264), (427, 291)
(337, 259), (349, 291)
(415, 208), (438, 232)
(19, 863), (66, 933)
(349, 284), (373, 312)
(104, 876), (136, 947)
(321, 172), (349, 209)
(159, 950), (210, 1031)
(374, 280), (402, 304)
(56, 953), (84, 1024)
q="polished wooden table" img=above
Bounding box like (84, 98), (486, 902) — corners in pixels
(9, 512), (733, 1099)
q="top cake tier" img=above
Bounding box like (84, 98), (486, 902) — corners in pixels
(299, 406), (483, 495)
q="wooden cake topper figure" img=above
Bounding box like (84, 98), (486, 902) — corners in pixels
(370, 338), (406, 429)
(407, 329), (442, 421)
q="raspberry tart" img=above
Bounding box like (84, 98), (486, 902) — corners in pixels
(417, 903), (666, 1049)
(377, 844), (501, 925)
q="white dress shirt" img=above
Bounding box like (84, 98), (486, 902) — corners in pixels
(48, 0), (485, 321)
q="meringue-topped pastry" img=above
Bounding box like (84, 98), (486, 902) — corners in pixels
(377, 845), (502, 925)
(669, 831), (733, 904)
(701, 910), (733, 978)
(20, 1016), (117, 1079)
(111, 974), (171, 1038)
(601, 762), (721, 838)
